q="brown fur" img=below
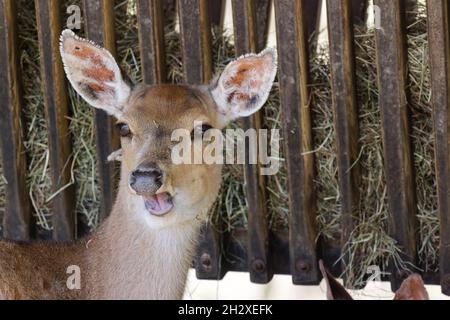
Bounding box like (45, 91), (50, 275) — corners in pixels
(0, 31), (277, 299)
(0, 85), (224, 300)
(394, 274), (429, 300)
(319, 260), (429, 300)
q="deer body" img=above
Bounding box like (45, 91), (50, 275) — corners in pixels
(0, 203), (201, 300)
(0, 30), (277, 300)
(84, 209), (200, 299)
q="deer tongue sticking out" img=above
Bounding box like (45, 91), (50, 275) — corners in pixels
(55, 28), (278, 299)
(144, 193), (174, 216)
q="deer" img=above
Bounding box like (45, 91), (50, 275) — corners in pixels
(0, 29), (277, 300)
(318, 260), (429, 300)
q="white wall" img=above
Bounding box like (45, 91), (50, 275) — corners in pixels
(184, 270), (450, 300)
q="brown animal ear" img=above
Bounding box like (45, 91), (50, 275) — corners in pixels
(319, 260), (353, 300)
(394, 274), (429, 300)
(210, 48), (277, 124)
(60, 29), (131, 117)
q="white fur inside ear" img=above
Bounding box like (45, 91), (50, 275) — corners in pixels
(211, 47), (277, 123)
(59, 29), (130, 117)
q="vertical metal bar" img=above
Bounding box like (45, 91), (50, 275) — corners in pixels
(178, 0), (226, 280)
(178, 0), (212, 84)
(373, 0), (417, 291)
(0, 0), (31, 241)
(326, 0), (360, 286)
(427, 0), (450, 297)
(35, 0), (76, 241)
(232, 0), (273, 284)
(195, 223), (225, 280)
(254, 0), (272, 51)
(274, 0), (319, 285)
(137, 0), (166, 85)
(83, 0), (118, 222)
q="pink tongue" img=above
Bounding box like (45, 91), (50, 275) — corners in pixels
(144, 193), (173, 216)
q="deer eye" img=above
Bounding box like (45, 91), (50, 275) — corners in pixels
(116, 123), (132, 138)
(191, 124), (213, 140)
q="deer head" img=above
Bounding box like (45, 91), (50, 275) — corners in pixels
(59, 30), (277, 229)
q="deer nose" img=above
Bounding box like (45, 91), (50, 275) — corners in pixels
(129, 164), (164, 196)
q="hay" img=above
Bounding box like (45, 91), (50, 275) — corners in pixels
(408, 12), (438, 274)
(313, 30), (403, 287)
(314, 6), (437, 286)
(10, 0), (98, 236)
(17, 0), (53, 234)
(0, 1), (439, 287)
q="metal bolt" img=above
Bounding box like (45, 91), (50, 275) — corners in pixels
(200, 253), (212, 271)
(296, 260), (310, 273)
(252, 259), (266, 273)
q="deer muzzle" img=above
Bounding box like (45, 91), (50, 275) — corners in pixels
(129, 164), (174, 216)
(129, 165), (163, 196)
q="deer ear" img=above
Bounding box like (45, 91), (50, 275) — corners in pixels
(60, 30), (131, 117)
(319, 260), (353, 300)
(394, 274), (429, 300)
(210, 48), (277, 124)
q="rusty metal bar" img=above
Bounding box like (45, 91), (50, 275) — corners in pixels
(274, 0), (319, 285)
(0, 0), (31, 241)
(83, 0), (118, 222)
(178, 0), (226, 280)
(426, 0), (450, 297)
(232, 0), (273, 284)
(223, 228), (289, 275)
(195, 223), (225, 280)
(137, 0), (166, 85)
(35, 0), (75, 241)
(373, 0), (417, 291)
(326, 0), (360, 286)
(254, 0), (272, 51)
(178, 0), (212, 84)
(222, 230), (444, 286)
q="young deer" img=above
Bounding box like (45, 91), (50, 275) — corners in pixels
(0, 30), (277, 300)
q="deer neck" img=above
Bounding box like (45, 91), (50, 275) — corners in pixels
(88, 182), (203, 300)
